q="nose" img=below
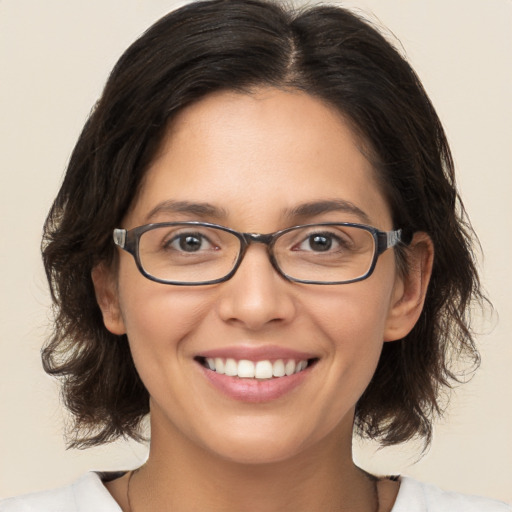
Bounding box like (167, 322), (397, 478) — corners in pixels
(216, 244), (297, 331)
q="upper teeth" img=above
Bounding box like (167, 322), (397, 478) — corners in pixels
(205, 358), (309, 379)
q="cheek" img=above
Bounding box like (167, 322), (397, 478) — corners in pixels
(307, 275), (395, 350)
(118, 286), (222, 438)
(303, 272), (396, 403)
(117, 267), (214, 377)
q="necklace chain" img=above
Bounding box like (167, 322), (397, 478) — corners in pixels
(126, 469), (136, 512)
(125, 468), (380, 512)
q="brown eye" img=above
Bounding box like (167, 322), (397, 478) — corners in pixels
(295, 231), (344, 252)
(179, 235), (203, 252)
(165, 232), (212, 252)
(308, 234), (332, 251)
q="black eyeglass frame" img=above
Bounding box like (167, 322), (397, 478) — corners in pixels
(113, 221), (410, 286)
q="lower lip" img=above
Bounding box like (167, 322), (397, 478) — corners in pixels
(198, 364), (313, 403)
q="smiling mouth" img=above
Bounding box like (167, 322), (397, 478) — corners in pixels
(195, 357), (318, 379)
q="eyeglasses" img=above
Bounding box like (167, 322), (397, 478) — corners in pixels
(113, 222), (407, 286)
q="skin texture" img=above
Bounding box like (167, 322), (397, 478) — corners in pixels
(94, 88), (433, 511)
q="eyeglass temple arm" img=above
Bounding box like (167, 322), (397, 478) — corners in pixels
(113, 229), (127, 249)
(376, 228), (413, 254)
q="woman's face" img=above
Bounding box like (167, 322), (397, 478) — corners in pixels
(98, 88), (416, 464)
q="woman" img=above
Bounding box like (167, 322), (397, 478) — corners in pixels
(1, 1), (509, 510)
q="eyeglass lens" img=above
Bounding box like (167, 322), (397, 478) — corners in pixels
(137, 224), (376, 284)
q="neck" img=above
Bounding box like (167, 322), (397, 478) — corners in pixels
(127, 415), (378, 512)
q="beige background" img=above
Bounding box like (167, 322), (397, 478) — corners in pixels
(1, 0), (511, 503)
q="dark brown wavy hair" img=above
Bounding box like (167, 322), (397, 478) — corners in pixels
(42, 0), (483, 449)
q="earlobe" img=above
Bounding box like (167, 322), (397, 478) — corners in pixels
(91, 263), (126, 335)
(384, 232), (434, 342)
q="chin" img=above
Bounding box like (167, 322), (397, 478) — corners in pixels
(196, 417), (325, 466)
(208, 437), (305, 466)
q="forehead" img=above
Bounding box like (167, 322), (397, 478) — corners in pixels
(127, 88), (391, 230)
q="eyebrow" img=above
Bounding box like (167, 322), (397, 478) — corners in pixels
(284, 199), (371, 224)
(144, 198), (371, 225)
(145, 200), (228, 222)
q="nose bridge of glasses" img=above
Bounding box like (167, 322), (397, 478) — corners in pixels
(236, 232), (286, 281)
(242, 232), (275, 246)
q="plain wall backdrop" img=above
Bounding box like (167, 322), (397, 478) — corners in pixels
(1, 0), (511, 502)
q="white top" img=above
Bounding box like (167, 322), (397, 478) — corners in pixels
(0, 472), (510, 511)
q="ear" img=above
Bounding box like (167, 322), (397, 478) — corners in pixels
(91, 263), (126, 335)
(384, 232), (434, 342)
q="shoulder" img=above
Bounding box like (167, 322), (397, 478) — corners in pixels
(392, 476), (511, 512)
(0, 472), (122, 512)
